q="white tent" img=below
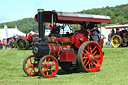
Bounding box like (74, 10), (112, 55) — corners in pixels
(0, 26), (25, 40)
(29, 31), (35, 34)
(99, 27), (111, 43)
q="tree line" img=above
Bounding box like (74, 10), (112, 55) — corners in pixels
(0, 18), (38, 33)
(78, 3), (128, 25)
(0, 3), (128, 33)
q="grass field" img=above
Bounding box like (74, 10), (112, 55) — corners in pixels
(0, 45), (128, 85)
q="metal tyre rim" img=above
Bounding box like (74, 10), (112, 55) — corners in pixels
(39, 55), (59, 78)
(23, 55), (39, 76)
(111, 35), (122, 48)
(17, 39), (26, 50)
(78, 41), (103, 72)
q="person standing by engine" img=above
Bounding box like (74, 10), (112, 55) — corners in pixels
(3, 39), (7, 49)
(101, 34), (105, 44)
(0, 40), (3, 49)
(10, 37), (15, 48)
(108, 33), (111, 48)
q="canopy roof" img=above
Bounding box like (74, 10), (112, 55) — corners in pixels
(106, 24), (128, 29)
(0, 27), (25, 40)
(34, 11), (110, 24)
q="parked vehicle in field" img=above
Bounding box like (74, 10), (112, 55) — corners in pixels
(23, 9), (110, 78)
(2, 37), (16, 49)
(16, 33), (39, 50)
(106, 24), (128, 48)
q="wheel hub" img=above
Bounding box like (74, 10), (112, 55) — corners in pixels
(115, 39), (119, 43)
(48, 65), (52, 69)
(33, 64), (38, 67)
(89, 55), (94, 60)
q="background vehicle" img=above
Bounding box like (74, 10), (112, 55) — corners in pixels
(16, 33), (39, 50)
(3, 37), (16, 49)
(23, 9), (110, 78)
(106, 24), (128, 48)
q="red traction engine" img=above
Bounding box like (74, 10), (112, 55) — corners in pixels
(23, 9), (110, 78)
(17, 33), (39, 50)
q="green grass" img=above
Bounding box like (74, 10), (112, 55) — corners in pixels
(0, 46), (128, 85)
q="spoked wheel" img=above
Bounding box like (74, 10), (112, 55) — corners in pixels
(78, 41), (103, 72)
(17, 38), (29, 50)
(111, 35), (122, 48)
(23, 55), (39, 76)
(60, 62), (79, 72)
(38, 55), (59, 78)
(121, 37), (127, 47)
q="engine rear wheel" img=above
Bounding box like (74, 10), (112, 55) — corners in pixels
(111, 35), (122, 48)
(17, 38), (29, 50)
(78, 41), (103, 72)
(23, 55), (39, 76)
(38, 55), (59, 78)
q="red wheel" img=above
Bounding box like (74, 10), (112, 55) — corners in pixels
(78, 41), (103, 72)
(23, 55), (39, 76)
(38, 55), (59, 78)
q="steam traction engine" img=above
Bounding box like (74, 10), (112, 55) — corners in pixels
(23, 9), (110, 78)
(17, 33), (39, 50)
(106, 24), (128, 48)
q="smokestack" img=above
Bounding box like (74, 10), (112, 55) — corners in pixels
(37, 9), (44, 43)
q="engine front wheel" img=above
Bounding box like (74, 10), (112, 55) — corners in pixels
(38, 55), (59, 78)
(23, 55), (39, 76)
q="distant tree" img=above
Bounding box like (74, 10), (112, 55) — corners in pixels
(72, 25), (80, 31)
(78, 3), (128, 26)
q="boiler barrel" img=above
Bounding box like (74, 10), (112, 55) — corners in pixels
(33, 44), (50, 57)
(33, 43), (71, 57)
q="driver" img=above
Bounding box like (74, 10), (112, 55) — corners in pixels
(48, 24), (61, 37)
(86, 23), (100, 43)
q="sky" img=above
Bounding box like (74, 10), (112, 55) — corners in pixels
(0, 0), (128, 23)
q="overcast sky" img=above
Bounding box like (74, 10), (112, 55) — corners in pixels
(0, 0), (128, 23)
